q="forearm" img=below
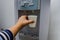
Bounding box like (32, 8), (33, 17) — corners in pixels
(8, 23), (23, 37)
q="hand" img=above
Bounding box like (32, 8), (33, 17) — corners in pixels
(16, 15), (34, 27)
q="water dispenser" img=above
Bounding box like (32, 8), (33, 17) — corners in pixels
(17, 0), (40, 40)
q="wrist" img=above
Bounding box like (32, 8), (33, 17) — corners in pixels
(15, 22), (23, 27)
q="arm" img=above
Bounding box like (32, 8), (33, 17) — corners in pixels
(0, 15), (33, 40)
(8, 15), (34, 37)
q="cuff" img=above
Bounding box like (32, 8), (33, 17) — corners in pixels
(4, 29), (13, 40)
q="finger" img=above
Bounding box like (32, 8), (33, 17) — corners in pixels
(27, 20), (34, 24)
(22, 15), (27, 17)
(22, 15), (29, 20)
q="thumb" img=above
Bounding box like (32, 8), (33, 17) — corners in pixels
(27, 20), (34, 24)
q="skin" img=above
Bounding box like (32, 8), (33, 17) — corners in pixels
(8, 15), (34, 37)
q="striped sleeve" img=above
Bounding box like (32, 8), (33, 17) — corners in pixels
(0, 29), (13, 40)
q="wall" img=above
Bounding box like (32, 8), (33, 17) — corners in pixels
(48, 0), (60, 40)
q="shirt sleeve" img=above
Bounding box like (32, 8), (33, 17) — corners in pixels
(0, 29), (13, 40)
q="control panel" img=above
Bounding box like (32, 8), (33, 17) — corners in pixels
(17, 0), (40, 40)
(18, 0), (40, 10)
